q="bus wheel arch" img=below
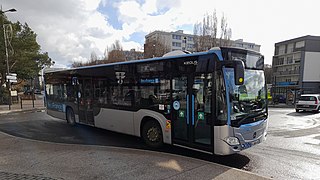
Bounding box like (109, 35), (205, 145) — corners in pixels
(66, 106), (76, 126)
(140, 117), (164, 148)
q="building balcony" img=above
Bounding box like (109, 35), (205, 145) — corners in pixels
(273, 62), (300, 67)
(273, 70), (300, 76)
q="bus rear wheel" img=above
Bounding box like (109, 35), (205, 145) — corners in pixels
(66, 108), (76, 126)
(142, 120), (163, 148)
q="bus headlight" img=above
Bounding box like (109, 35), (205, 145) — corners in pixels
(225, 137), (240, 146)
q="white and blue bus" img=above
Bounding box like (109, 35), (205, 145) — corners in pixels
(44, 47), (268, 155)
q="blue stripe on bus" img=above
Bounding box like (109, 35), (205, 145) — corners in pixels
(186, 95), (189, 125)
(192, 95), (195, 125)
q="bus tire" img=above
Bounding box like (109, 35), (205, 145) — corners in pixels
(142, 120), (163, 148)
(66, 108), (76, 126)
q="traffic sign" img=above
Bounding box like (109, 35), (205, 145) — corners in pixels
(6, 75), (17, 80)
(9, 79), (17, 83)
(6, 73), (17, 80)
(9, 73), (17, 76)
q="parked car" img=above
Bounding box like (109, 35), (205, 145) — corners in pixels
(23, 89), (33, 95)
(23, 89), (42, 95)
(295, 94), (320, 113)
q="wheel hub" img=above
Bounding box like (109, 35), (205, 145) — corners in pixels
(147, 127), (158, 142)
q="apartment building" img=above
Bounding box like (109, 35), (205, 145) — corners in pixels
(272, 35), (320, 103)
(123, 49), (144, 61)
(144, 30), (260, 58)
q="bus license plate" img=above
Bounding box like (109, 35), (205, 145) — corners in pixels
(242, 139), (260, 149)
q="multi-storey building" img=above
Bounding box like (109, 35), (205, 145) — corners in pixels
(272, 35), (320, 104)
(123, 49), (144, 61)
(144, 30), (260, 58)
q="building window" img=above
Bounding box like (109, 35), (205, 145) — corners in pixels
(278, 45), (286, 55)
(287, 43), (294, 53)
(293, 52), (301, 63)
(286, 56), (293, 64)
(172, 42), (181, 47)
(172, 34), (181, 40)
(295, 41), (305, 48)
(187, 44), (194, 49)
(275, 57), (284, 66)
(187, 37), (193, 41)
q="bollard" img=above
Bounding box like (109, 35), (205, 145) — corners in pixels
(20, 97), (23, 109)
(32, 93), (35, 108)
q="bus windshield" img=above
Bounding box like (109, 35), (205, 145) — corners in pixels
(224, 68), (267, 124)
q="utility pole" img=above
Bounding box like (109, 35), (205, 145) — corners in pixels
(1, 8), (17, 110)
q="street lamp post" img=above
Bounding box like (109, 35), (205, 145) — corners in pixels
(1, 8), (17, 110)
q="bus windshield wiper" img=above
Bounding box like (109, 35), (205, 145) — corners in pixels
(237, 110), (266, 126)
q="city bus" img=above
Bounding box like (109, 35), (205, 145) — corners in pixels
(44, 47), (268, 155)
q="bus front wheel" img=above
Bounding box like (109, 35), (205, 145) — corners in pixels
(66, 108), (76, 126)
(142, 120), (163, 148)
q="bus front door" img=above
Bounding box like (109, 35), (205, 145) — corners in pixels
(78, 78), (95, 125)
(172, 74), (213, 153)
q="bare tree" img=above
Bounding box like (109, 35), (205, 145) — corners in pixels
(193, 11), (232, 51)
(71, 40), (130, 67)
(90, 51), (98, 62)
(106, 40), (126, 63)
(219, 14), (232, 46)
(71, 51), (101, 68)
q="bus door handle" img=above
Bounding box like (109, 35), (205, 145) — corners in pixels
(186, 95), (189, 125)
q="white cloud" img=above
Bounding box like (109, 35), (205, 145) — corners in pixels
(2, 0), (320, 67)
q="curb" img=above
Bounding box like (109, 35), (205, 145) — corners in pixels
(0, 107), (46, 115)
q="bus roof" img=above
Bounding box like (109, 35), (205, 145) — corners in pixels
(45, 50), (211, 73)
(44, 47), (261, 73)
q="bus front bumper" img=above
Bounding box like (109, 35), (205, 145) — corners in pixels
(214, 120), (268, 155)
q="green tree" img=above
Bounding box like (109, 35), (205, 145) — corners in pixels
(0, 15), (53, 87)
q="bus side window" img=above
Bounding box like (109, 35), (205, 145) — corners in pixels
(216, 71), (227, 122)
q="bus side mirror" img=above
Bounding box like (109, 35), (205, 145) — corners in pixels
(218, 60), (245, 85)
(234, 60), (245, 85)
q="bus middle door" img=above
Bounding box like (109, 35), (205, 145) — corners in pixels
(78, 78), (95, 125)
(171, 73), (213, 153)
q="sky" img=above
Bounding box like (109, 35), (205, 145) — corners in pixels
(1, 0), (320, 68)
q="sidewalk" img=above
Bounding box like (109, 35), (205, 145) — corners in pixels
(0, 95), (45, 115)
(268, 103), (295, 108)
(0, 131), (270, 180)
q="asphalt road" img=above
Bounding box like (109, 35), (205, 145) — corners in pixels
(0, 108), (320, 180)
(242, 108), (320, 180)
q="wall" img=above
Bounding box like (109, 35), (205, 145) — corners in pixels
(303, 52), (320, 82)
